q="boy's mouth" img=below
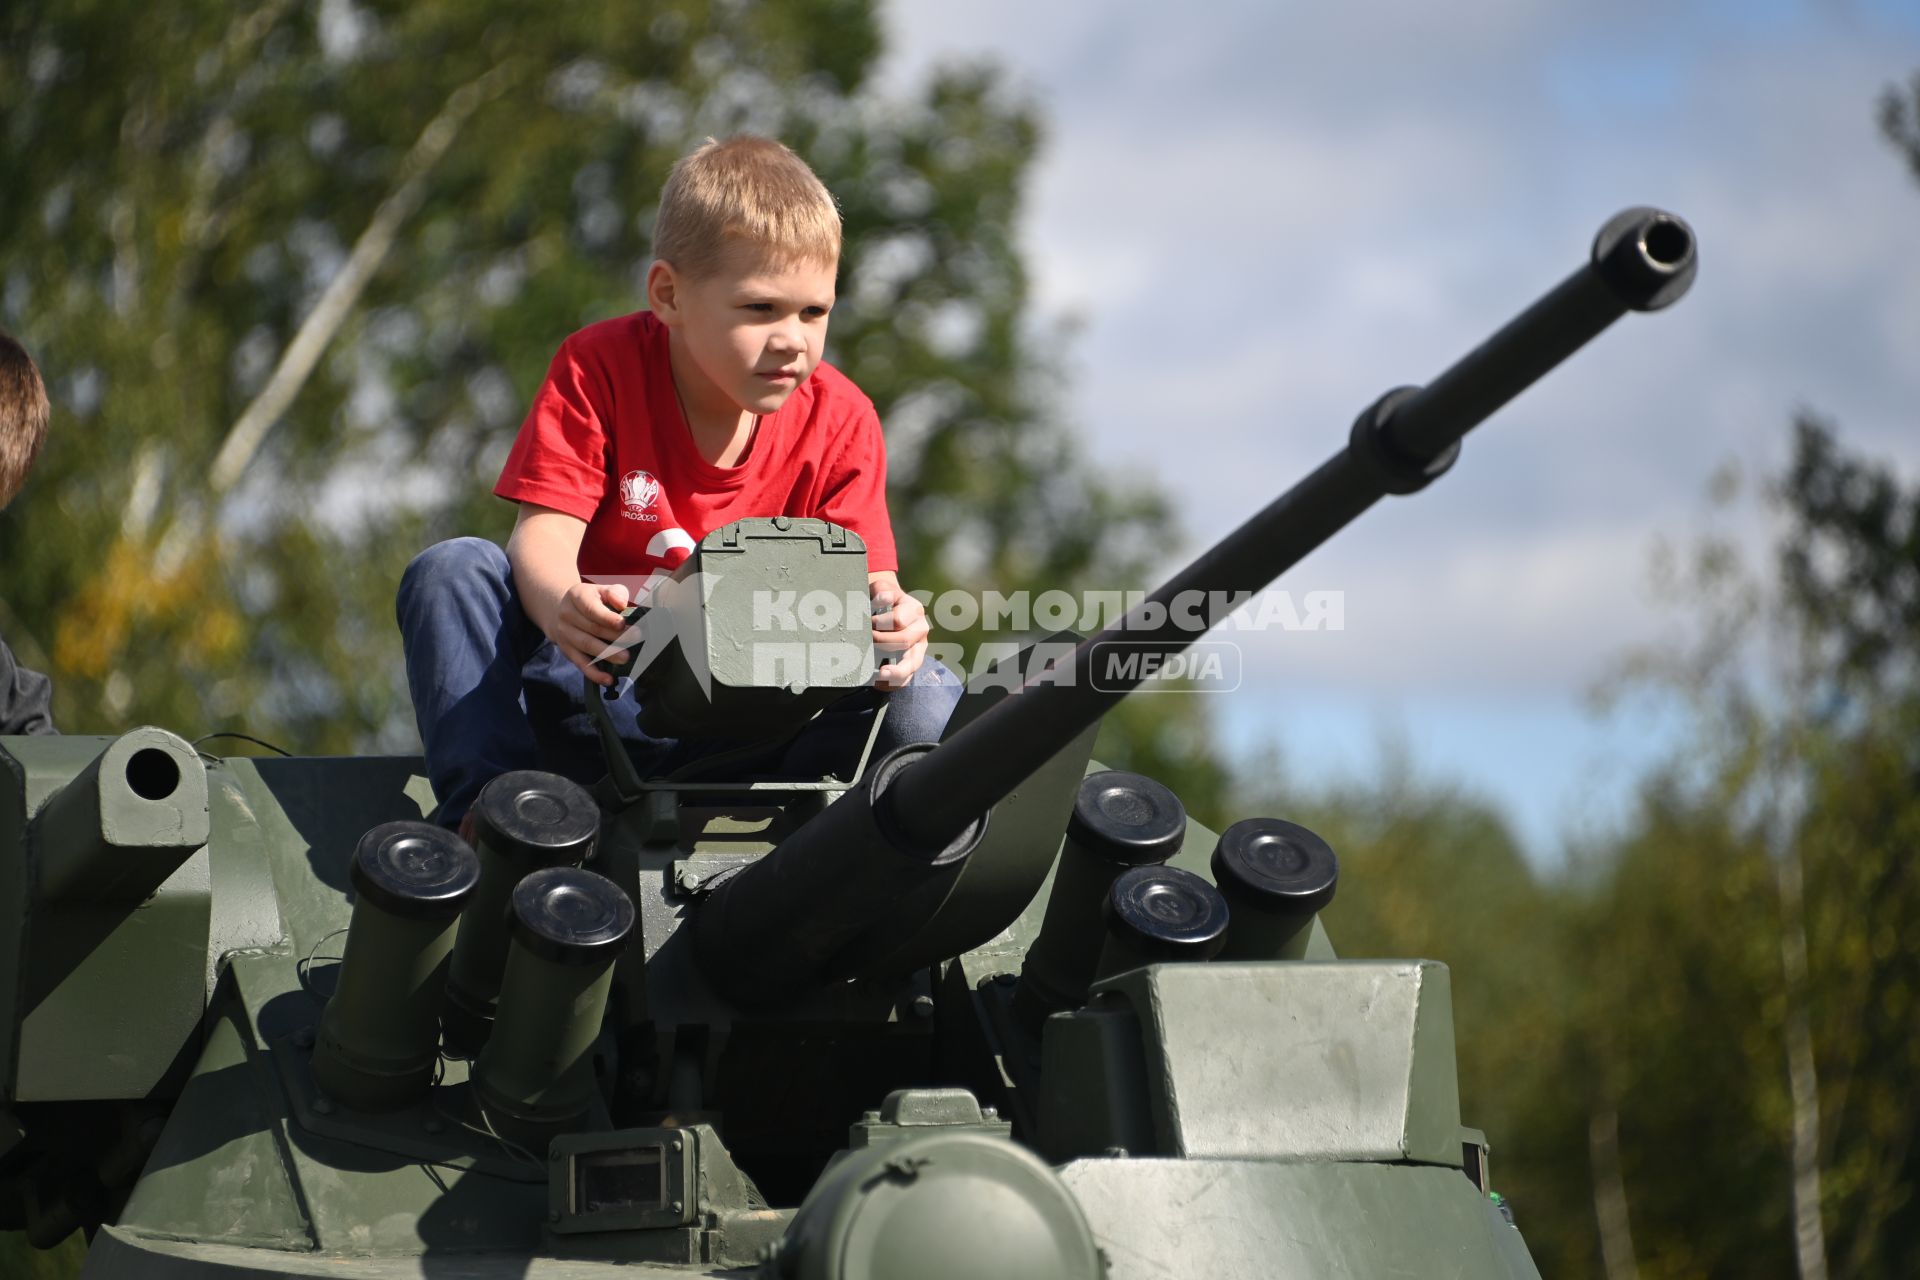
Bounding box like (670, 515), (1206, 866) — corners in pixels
(758, 366), (803, 383)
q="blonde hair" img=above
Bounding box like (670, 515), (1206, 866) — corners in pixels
(652, 136), (841, 279)
(0, 332), (49, 509)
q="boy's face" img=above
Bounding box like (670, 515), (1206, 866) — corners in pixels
(650, 247), (838, 420)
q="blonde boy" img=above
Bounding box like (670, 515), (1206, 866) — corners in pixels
(398, 137), (956, 826)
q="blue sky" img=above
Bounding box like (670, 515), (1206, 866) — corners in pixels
(878, 1), (1920, 862)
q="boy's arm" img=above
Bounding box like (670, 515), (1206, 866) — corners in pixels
(508, 503), (632, 688)
(868, 570), (930, 690)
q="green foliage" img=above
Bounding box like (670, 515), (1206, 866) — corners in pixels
(1779, 415), (1920, 700)
(0, 0), (1197, 771)
(1572, 785), (1791, 1279)
(1593, 399), (1920, 1279)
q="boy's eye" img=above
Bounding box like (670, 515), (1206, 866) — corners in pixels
(739, 302), (831, 318)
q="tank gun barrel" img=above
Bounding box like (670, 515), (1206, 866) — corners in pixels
(694, 208), (1695, 1002)
(883, 207), (1695, 852)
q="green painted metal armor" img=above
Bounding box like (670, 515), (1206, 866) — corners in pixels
(0, 208), (1696, 1276)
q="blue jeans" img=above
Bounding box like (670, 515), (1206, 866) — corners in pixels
(396, 538), (962, 828)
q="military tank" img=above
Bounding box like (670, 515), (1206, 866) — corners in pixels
(0, 208), (1696, 1278)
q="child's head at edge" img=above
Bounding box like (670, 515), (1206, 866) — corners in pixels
(0, 331), (49, 511)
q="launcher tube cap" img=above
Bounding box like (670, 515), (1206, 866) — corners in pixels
(510, 866), (635, 967)
(349, 822), (479, 919)
(1066, 771), (1187, 866)
(1210, 818), (1338, 917)
(473, 770), (600, 866)
(1103, 865), (1230, 960)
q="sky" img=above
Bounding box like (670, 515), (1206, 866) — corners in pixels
(876, 0), (1920, 863)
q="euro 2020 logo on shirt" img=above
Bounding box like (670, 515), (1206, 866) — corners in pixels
(620, 470), (662, 522)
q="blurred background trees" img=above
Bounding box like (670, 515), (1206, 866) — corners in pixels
(1, 1), (1915, 1276)
(1228, 71), (1920, 1280)
(0, 0), (1209, 787)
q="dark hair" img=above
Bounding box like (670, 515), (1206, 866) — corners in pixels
(0, 332), (49, 509)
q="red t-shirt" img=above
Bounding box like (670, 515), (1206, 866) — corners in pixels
(495, 310), (897, 595)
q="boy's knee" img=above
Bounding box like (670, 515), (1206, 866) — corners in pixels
(398, 538), (509, 613)
(914, 656), (963, 695)
(887, 657), (964, 744)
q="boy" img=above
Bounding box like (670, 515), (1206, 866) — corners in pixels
(0, 331), (56, 736)
(398, 136), (959, 827)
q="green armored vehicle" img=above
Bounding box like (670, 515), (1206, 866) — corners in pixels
(0, 209), (1695, 1278)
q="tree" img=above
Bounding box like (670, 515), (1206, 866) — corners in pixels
(1593, 73), (1920, 1265)
(0, 0), (1218, 792)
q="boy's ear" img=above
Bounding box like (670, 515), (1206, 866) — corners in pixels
(646, 260), (681, 324)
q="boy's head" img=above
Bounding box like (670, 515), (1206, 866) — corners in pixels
(652, 135), (841, 281)
(647, 137), (842, 421)
(0, 331), (49, 510)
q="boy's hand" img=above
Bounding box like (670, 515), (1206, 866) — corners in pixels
(552, 581), (633, 687)
(508, 506), (640, 689)
(869, 572), (929, 690)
